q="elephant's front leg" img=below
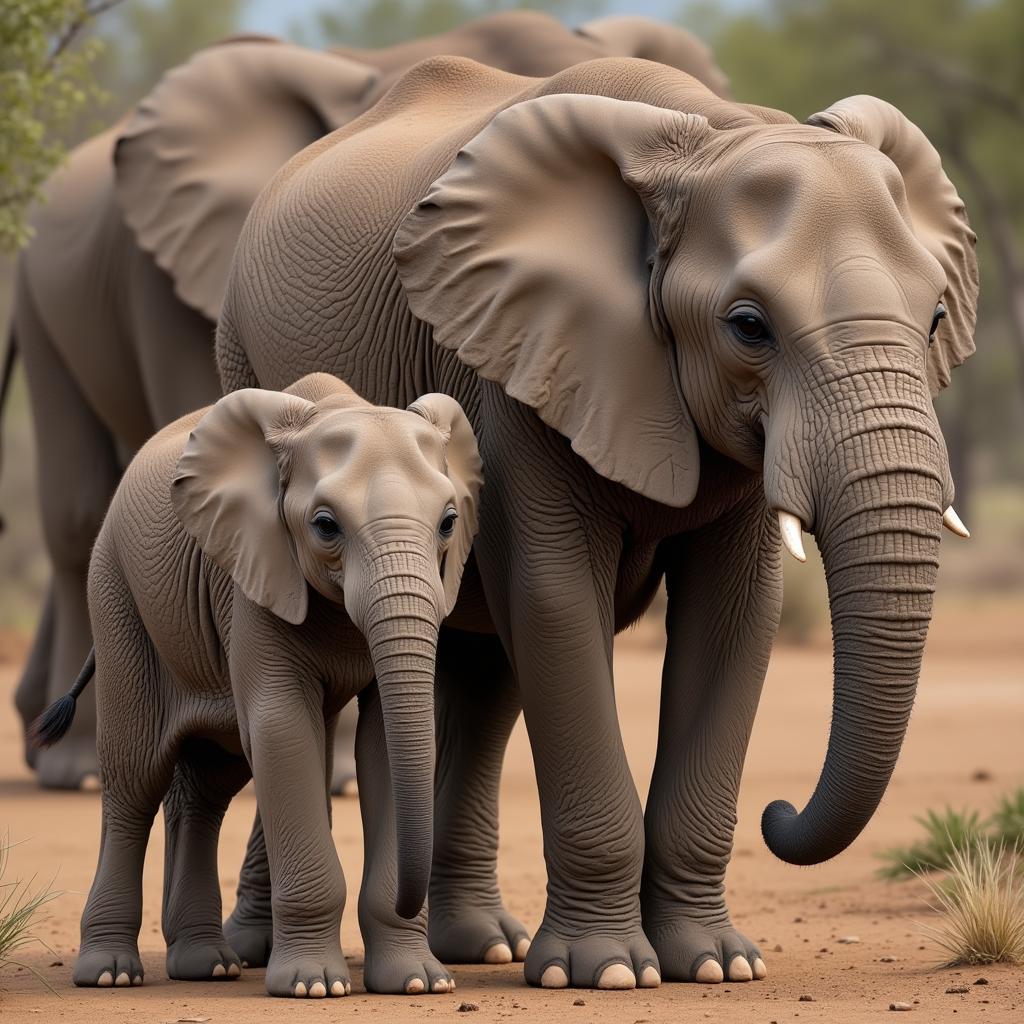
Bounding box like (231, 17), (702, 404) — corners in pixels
(476, 458), (657, 989)
(428, 629), (530, 965)
(236, 659), (349, 999)
(641, 492), (782, 984)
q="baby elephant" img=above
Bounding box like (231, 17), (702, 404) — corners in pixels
(34, 373), (481, 997)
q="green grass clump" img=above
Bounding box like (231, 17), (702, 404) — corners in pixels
(990, 789), (1024, 848)
(918, 841), (1024, 967)
(877, 807), (990, 880)
(0, 833), (60, 989)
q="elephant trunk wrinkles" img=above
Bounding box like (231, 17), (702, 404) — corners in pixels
(763, 371), (944, 865)
(363, 544), (440, 919)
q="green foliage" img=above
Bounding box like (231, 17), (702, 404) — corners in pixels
(0, 0), (117, 252)
(990, 788), (1024, 847)
(0, 833), (61, 988)
(918, 840), (1024, 966)
(878, 806), (991, 880)
(294, 0), (607, 50)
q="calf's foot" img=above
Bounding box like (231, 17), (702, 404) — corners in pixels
(524, 920), (660, 990)
(647, 918), (765, 983)
(74, 946), (144, 987)
(166, 938), (242, 980)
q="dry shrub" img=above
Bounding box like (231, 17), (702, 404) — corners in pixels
(0, 833), (60, 989)
(918, 841), (1024, 967)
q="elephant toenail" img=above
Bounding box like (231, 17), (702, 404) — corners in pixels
(449, 978), (456, 991)
(331, 980), (346, 996)
(728, 956), (753, 982)
(132, 975), (142, 986)
(406, 977), (425, 994)
(227, 963), (241, 977)
(96, 971), (113, 987)
(114, 971), (131, 987)
(484, 942), (512, 964)
(638, 965), (661, 988)
(432, 978), (449, 992)
(294, 981), (307, 997)
(596, 963), (635, 990)
(513, 938), (531, 961)
(345, 981), (352, 995)
(695, 958), (724, 984)
(212, 963), (226, 977)
(309, 981), (327, 998)
(540, 964), (568, 988)
(752, 957), (768, 980)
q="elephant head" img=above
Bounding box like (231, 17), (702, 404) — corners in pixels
(171, 373), (481, 916)
(115, 40), (380, 323)
(393, 90), (977, 866)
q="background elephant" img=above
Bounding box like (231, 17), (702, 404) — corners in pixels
(8, 9), (731, 791)
(217, 55), (976, 990)
(35, 371), (481, 996)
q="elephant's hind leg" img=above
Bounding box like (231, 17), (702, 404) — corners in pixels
(13, 586), (54, 768)
(163, 738), (251, 981)
(16, 275), (121, 789)
(356, 683), (452, 996)
(428, 630), (529, 965)
(224, 810), (273, 968)
(641, 492), (781, 984)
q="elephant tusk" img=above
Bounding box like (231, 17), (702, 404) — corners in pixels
(777, 510), (807, 563)
(942, 506), (970, 539)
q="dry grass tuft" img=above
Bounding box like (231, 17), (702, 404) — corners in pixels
(917, 840), (1024, 967)
(0, 833), (60, 989)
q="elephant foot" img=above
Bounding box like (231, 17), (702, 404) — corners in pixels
(73, 945), (144, 987)
(646, 918), (766, 983)
(428, 898), (530, 965)
(264, 943), (350, 998)
(35, 737), (99, 791)
(166, 938), (242, 980)
(363, 937), (455, 995)
(223, 906), (273, 968)
(524, 920), (660, 990)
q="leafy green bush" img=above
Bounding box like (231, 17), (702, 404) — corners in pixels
(878, 807), (991, 880)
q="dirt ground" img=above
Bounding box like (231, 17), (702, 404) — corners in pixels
(0, 592), (1021, 1023)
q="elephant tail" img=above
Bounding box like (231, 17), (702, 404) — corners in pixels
(0, 327), (18, 533)
(30, 648), (96, 749)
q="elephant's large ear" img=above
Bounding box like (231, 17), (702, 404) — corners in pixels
(172, 388), (317, 625)
(807, 96), (978, 395)
(408, 394), (482, 616)
(115, 40), (379, 322)
(576, 15), (731, 98)
(394, 95), (713, 509)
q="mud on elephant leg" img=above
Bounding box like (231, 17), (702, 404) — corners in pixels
(428, 629), (529, 966)
(357, 684), (453, 995)
(641, 494), (781, 983)
(163, 739), (251, 981)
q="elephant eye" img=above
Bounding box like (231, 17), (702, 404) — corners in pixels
(929, 303), (947, 342)
(311, 512), (341, 541)
(726, 309), (773, 346)
(439, 508), (458, 539)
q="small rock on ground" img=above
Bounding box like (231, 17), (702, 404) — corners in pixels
(890, 1002), (914, 1011)
(458, 1002), (480, 1012)
(798, 994), (814, 1002)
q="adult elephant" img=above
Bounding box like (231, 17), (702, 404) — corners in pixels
(8, 11), (731, 790)
(217, 56), (976, 989)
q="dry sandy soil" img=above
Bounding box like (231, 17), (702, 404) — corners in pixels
(0, 592), (1021, 1023)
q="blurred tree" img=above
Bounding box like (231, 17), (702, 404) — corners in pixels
(293, 0), (607, 50)
(688, 0), (1024, 506)
(0, 0), (121, 252)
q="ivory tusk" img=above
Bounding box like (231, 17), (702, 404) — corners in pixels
(942, 506), (970, 539)
(777, 510), (807, 563)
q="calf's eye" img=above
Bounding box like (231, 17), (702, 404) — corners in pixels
(439, 509), (458, 538)
(726, 308), (773, 346)
(929, 303), (947, 342)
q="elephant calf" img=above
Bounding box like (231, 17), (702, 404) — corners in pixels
(34, 372), (482, 997)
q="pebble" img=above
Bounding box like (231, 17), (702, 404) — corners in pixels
(457, 1002), (480, 1012)
(889, 1002), (914, 1011)
(798, 994), (814, 1002)
(774, 944), (784, 953)
(573, 999), (585, 1007)
(946, 986), (970, 994)
(880, 956), (897, 963)
(837, 936), (860, 944)
(974, 978), (989, 985)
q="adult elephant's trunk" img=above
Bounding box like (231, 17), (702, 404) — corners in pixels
(361, 541), (441, 918)
(762, 364), (946, 865)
